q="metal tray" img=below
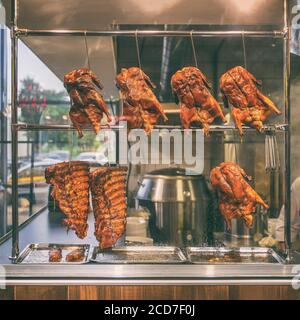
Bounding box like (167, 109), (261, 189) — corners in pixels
(185, 247), (284, 264)
(90, 246), (187, 264)
(16, 243), (91, 264)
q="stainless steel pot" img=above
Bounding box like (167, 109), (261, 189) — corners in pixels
(224, 204), (269, 246)
(135, 168), (212, 246)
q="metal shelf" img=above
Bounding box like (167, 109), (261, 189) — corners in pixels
(155, 124), (288, 132)
(14, 124), (122, 131)
(15, 28), (285, 38)
(14, 123), (288, 132)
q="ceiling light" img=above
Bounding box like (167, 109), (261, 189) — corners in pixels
(228, 0), (265, 14)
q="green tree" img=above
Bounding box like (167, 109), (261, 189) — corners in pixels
(18, 77), (68, 152)
(18, 77), (104, 157)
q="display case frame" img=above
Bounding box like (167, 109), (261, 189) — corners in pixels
(8, 0), (292, 262)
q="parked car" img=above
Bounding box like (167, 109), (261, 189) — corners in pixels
(75, 152), (108, 165)
(6, 159), (60, 205)
(44, 150), (70, 161)
(20, 151), (70, 167)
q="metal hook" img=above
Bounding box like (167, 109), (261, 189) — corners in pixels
(265, 130), (280, 172)
(135, 29), (142, 70)
(84, 30), (91, 69)
(242, 31), (247, 69)
(190, 30), (198, 69)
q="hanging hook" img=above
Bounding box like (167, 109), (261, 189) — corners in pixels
(135, 29), (142, 70)
(242, 31), (247, 70)
(84, 30), (91, 69)
(190, 30), (198, 69)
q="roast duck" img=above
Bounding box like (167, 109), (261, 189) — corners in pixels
(116, 67), (168, 134)
(45, 161), (90, 239)
(64, 68), (111, 138)
(220, 66), (281, 135)
(91, 167), (128, 249)
(171, 66), (226, 135)
(210, 162), (269, 229)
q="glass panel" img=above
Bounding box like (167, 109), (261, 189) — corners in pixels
(4, 129), (113, 232)
(1, 1), (300, 253)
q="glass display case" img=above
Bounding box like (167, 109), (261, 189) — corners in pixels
(1, 0), (300, 300)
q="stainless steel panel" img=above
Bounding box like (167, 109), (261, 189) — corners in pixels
(2, 278), (297, 286)
(186, 247), (284, 264)
(4, 263), (300, 281)
(3, 0), (284, 28)
(90, 246), (187, 264)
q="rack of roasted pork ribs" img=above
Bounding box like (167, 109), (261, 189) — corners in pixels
(45, 161), (128, 249)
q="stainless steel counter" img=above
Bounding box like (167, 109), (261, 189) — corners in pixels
(1, 263), (300, 285)
(1, 209), (300, 286)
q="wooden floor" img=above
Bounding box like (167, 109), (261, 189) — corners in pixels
(1, 285), (300, 300)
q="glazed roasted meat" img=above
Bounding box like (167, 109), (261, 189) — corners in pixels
(116, 67), (168, 134)
(66, 249), (85, 262)
(210, 162), (269, 229)
(90, 167), (128, 249)
(45, 161), (90, 239)
(171, 67), (226, 135)
(64, 68), (111, 137)
(49, 248), (62, 262)
(220, 66), (281, 135)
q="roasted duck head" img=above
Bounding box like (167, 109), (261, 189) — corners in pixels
(210, 162), (269, 229)
(116, 67), (168, 134)
(45, 161), (90, 239)
(220, 66), (281, 135)
(91, 167), (128, 249)
(64, 68), (111, 137)
(171, 66), (226, 136)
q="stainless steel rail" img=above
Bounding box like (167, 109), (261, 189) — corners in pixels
(284, 0), (292, 261)
(2, 278), (297, 286)
(15, 28), (285, 38)
(2, 263), (299, 281)
(14, 124), (123, 131)
(154, 124), (288, 132)
(14, 124), (289, 132)
(10, 0), (19, 261)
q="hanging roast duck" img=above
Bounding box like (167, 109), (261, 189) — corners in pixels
(64, 68), (111, 137)
(171, 66), (226, 136)
(220, 66), (281, 135)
